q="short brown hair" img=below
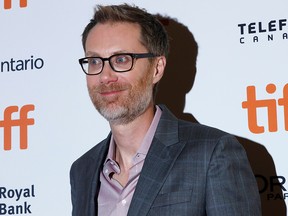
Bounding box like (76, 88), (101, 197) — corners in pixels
(82, 4), (169, 58)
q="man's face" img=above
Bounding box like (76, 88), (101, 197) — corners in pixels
(85, 22), (156, 125)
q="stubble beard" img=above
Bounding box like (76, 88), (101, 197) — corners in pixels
(88, 76), (153, 125)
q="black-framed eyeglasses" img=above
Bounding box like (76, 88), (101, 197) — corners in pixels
(78, 53), (157, 75)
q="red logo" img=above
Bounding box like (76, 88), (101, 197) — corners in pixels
(3, 0), (27, 10)
(0, 104), (35, 150)
(242, 84), (288, 133)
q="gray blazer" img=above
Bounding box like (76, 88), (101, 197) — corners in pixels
(70, 105), (261, 216)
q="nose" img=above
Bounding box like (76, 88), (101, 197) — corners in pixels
(99, 62), (118, 84)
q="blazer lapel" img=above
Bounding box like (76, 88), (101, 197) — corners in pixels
(85, 136), (110, 216)
(128, 105), (185, 216)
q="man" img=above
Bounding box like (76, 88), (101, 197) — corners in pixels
(70, 4), (261, 216)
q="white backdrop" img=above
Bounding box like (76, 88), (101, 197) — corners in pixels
(0, 0), (287, 215)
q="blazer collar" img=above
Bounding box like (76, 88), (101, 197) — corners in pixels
(87, 135), (111, 216)
(154, 104), (179, 146)
(128, 105), (185, 216)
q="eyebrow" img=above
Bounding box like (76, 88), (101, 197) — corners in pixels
(85, 50), (131, 57)
(85, 51), (100, 57)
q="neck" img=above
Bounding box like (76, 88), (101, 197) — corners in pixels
(110, 104), (155, 168)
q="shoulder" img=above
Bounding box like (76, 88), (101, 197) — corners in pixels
(157, 105), (241, 151)
(178, 119), (228, 139)
(158, 104), (231, 140)
(177, 118), (238, 146)
(176, 120), (245, 158)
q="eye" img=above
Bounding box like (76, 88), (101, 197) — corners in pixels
(114, 55), (131, 65)
(88, 58), (102, 66)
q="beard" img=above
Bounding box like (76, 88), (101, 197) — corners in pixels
(88, 74), (153, 125)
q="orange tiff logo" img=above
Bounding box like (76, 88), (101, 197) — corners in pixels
(3, 0), (27, 9)
(242, 83), (288, 134)
(0, 104), (35, 151)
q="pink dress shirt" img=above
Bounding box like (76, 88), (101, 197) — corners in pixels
(98, 106), (162, 216)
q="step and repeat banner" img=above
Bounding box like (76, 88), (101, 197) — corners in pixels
(0, 0), (287, 215)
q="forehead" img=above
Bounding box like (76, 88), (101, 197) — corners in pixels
(85, 22), (145, 56)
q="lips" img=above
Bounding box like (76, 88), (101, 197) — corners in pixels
(95, 83), (130, 95)
(92, 83), (130, 100)
(100, 89), (124, 96)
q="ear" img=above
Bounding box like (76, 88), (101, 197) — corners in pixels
(152, 56), (166, 84)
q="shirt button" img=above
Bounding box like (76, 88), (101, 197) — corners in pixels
(122, 199), (127, 206)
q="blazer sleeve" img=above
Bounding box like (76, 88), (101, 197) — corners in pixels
(205, 134), (261, 216)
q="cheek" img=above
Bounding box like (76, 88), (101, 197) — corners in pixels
(142, 68), (155, 84)
(86, 76), (98, 87)
(133, 73), (153, 93)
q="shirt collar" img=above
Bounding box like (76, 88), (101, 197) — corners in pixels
(104, 105), (162, 164)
